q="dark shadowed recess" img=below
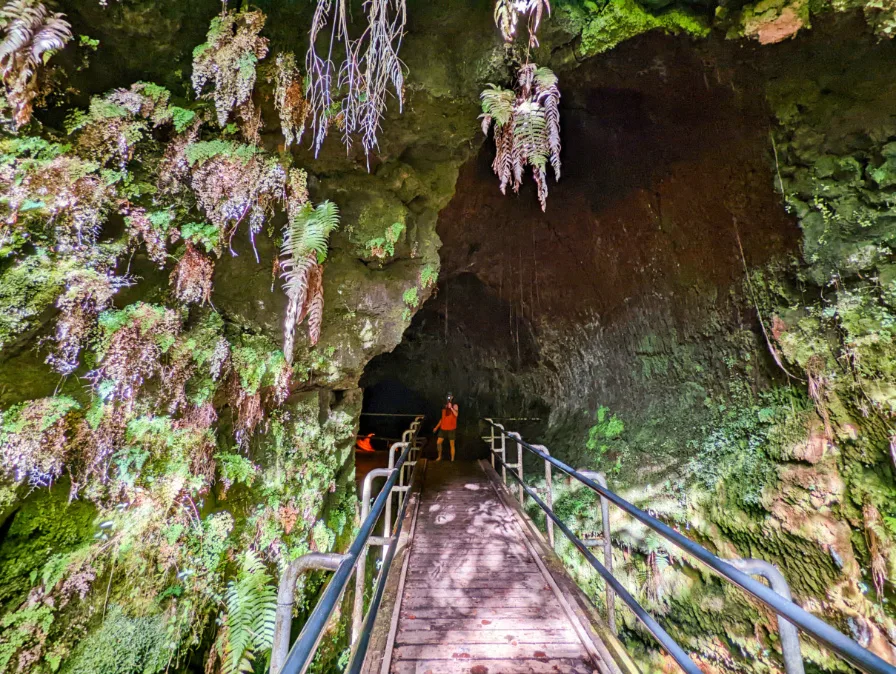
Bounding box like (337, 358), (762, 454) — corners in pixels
(362, 28), (806, 455)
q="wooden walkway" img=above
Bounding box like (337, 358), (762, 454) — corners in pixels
(388, 461), (601, 674)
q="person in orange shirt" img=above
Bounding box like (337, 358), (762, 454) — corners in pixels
(433, 393), (459, 462)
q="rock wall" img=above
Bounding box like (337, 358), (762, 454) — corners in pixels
(365, 16), (896, 673)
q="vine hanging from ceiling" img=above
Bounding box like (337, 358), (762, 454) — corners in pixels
(305, 0), (408, 163)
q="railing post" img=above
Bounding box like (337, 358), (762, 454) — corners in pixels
(271, 552), (349, 674)
(353, 467), (392, 644)
(384, 442), (406, 555)
(728, 559), (805, 674)
(581, 470), (616, 635)
(485, 418), (496, 469)
(533, 444), (554, 548)
(507, 432), (525, 504)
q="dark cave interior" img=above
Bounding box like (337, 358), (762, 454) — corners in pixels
(360, 28), (807, 458)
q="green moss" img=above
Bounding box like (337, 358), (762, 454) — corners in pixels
(230, 335), (289, 396)
(63, 605), (169, 674)
(0, 486), (96, 609)
(0, 253), (69, 350)
(585, 405), (625, 464)
(568, 0), (711, 57)
(184, 140), (261, 166)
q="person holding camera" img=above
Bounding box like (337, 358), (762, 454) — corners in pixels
(433, 393), (459, 462)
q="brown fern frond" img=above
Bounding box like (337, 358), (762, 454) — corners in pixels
(532, 162), (548, 212)
(171, 243), (215, 305)
(305, 263), (324, 346)
(0, 0), (71, 127)
(493, 123), (514, 194)
(536, 66), (561, 179)
(272, 52), (310, 148)
(863, 503), (888, 600)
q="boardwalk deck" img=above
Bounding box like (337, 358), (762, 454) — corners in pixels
(386, 461), (603, 674)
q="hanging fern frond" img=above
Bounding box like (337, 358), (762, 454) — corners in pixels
(493, 0), (551, 47)
(480, 84), (515, 130)
(305, 263), (324, 346)
(479, 64), (560, 211)
(0, 0), (71, 127)
(271, 52), (309, 149)
(494, 0), (518, 42)
(192, 9), (269, 128)
(222, 550), (277, 674)
(535, 66), (561, 180)
(280, 200), (339, 362)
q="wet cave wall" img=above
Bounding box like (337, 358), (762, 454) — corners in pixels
(364, 17), (896, 674)
(0, 0), (894, 673)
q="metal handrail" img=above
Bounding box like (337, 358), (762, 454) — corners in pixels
(483, 418), (896, 674)
(279, 415), (424, 674)
(345, 454), (418, 674)
(493, 454), (703, 674)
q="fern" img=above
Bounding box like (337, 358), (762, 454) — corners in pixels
(222, 550), (277, 674)
(271, 52), (309, 149)
(493, 0), (551, 47)
(280, 200), (339, 361)
(480, 64), (561, 211)
(192, 9), (269, 128)
(0, 0), (71, 127)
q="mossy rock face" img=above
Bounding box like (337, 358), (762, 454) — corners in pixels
(0, 254), (66, 357)
(766, 36), (896, 281)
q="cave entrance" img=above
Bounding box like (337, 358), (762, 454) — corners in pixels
(359, 378), (434, 449)
(361, 272), (545, 461)
(361, 29), (803, 467)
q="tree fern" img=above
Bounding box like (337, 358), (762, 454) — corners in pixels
(222, 550), (277, 674)
(479, 64), (561, 211)
(280, 200), (339, 362)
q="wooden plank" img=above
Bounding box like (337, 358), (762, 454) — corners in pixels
(391, 658), (597, 674)
(393, 643), (588, 661)
(395, 630), (578, 645)
(407, 554), (532, 563)
(397, 618), (572, 632)
(407, 559), (532, 567)
(400, 608), (549, 620)
(406, 573), (550, 590)
(402, 588), (554, 599)
(401, 596), (562, 609)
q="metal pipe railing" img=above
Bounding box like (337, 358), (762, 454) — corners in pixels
(482, 418), (896, 674)
(279, 414), (424, 674)
(532, 443), (554, 548)
(728, 558), (804, 674)
(271, 553), (349, 674)
(352, 467), (393, 642)
(493, 454), (703, 674)
(344, 456), (418, 674)
(580, 470), (616, 635)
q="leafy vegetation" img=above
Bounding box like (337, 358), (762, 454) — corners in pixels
(585, 405), (624, 464)
(281, 197), (339, 360)
(218, 551), (276, 674)
(481, 64), (561, 211)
